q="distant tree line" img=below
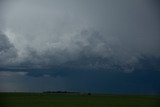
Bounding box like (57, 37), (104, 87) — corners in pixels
(42, 91), (91, 95)
(43, 91), (79, 94)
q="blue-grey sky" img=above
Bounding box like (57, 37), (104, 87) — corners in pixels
(0, 0), (160, 94)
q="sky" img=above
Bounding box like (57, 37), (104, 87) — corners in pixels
(0, 0), (160, 94)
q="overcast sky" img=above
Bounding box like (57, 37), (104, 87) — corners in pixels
(0, 0), (160, 94)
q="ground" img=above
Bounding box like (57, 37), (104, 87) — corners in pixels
(0, 93), (160, 107)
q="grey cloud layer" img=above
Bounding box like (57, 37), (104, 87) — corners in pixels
(0, 0), (160, 72)
(0, 32), (17, 67)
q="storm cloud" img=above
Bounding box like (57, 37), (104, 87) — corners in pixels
(0, 0), (160, 72)
(0, 32), (17, 67)
(0, 0), (160, 94)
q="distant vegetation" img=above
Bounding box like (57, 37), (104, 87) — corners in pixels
(43, 90), (79, 94)
(43, 91), (91, 95)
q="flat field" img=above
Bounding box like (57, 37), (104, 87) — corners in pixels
(0, 93), (160, 107)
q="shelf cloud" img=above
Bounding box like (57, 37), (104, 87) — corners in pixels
(0, 0), (160, 72)
(0, 0), (160, 93)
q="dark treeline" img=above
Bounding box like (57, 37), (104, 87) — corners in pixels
(43, 91), (79, 94)
(42, 91), (91, 95)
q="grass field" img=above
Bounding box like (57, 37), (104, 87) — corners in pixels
(0, 93), (160, 107)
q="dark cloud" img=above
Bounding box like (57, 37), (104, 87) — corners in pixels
(0, 69), (160, 94)
(0, 0), (160, 72)
(0, 0), (160, 94)
(0, 32), (17, 67)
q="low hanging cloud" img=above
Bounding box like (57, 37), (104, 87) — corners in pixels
(0, 71), (28, 77)
(0, 32), (17, 67)
(0, 0), (160, 72)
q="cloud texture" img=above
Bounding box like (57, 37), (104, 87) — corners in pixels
(0, 0), (160, 72)
(0, 0), (160, 94)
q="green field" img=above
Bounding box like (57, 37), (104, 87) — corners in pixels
(0, 93), (160, 107)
